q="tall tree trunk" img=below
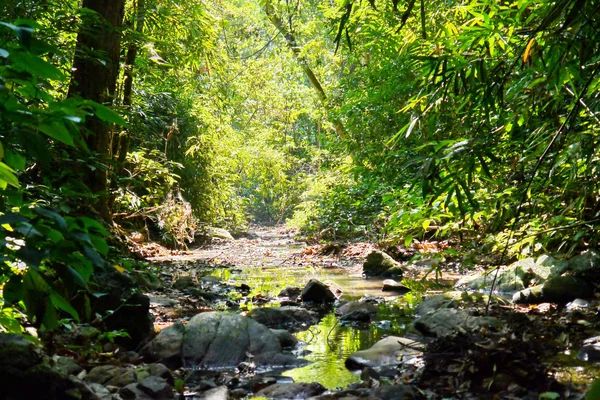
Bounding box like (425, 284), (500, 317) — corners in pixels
(263, 0), (347, 140)
(108, 0), (146, 213)
(69, 0), (126, 221)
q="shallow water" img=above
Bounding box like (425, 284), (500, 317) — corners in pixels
(203, 264), (414, 389)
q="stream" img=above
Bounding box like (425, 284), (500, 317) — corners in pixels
(146, 227), (416, 390)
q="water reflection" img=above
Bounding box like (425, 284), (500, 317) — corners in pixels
(283, 307), (411, 390)
(200, 264), (412, 389)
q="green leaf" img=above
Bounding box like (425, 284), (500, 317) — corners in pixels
(586, 380), (600, 400)
(0, 162), (19, 188)
(50, 292), (79, 322)
(3, 275), (24, 304)
(38, 121), (74, 146)
(34, 207), (68, 230)
(90, 235), (108, 256)
(404, 234), (413, 248)
(4, 149), (26, 171)
(87, 102), (127, 126)
(42, 298), (59, 330)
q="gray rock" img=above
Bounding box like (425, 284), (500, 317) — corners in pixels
(257, 382), (326, 399)
(309, 385), (423, 399)
(455, 258), (552, 292)
(173, 276), (195, 290)
(198, 386), (229, 399)
(183, 312), (280, 369)
(54, 356), (84, 376)
(247, 307), (318, 330)
(414, 292), (464, 316)
(301, 279), (338, 303)
(70, 376), (112, 400)
(270, 329), (299, 348)
(120, 382), (152, 400)
(341, 310), (373, 322)
(0, 333), (41, 369)
(381, 279), (411, 294)
(413, 308), (501, 337)
(278, 286), (302, 299)
(512, 276), (594, 304)
(565, 249), (600, 277)
(85, 366), (129, 386)
(140, 321), (185, 368)
(106, 368), (137, 387)
(143, 312), (304, 370)
(566, 298), (590, 312)
(363, 250), (403, 278)
(149, 297), (179, 307)
(138, 376), (173, 398)
(345, 336), (423, 370)
(336, 301), (379, 317)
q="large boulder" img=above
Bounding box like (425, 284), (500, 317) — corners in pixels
(345, 336), (423, 370)
(413, 308), (502, 338)
(142, 312), (304, 370)
(363, 250), (403, 278)
(300, 279), (339, 304)
(0, 334), (77, 400)
(247, 306), (318, 331)
(512, 275), (594, 304)
(256, 382), (326, 399)
(455, 258), (553, 292)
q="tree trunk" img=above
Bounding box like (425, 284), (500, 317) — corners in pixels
(263, 0), (347, 140)
(69, 0), (126, 221)
(108, 0), (146, 213)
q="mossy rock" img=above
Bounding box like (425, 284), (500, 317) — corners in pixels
(513, 275), (594, 304)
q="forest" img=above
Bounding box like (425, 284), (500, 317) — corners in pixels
(1, 0), (600, 399)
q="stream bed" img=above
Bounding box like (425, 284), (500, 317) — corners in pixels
(200, 263), (415, 390)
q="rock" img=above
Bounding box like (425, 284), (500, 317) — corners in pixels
(103, 293), (154, 349)
(70, 376), (112, 400)
(0, 334), (77, 400)
(414, 292), (464, 316)
(198, 386), (229, 400)
(138, 376), (173, 398)
(565, 249), (600, 278)
(578, 337), (600, 362)
(145, 312), (298, 370)
(54, 356), (84, 376)
(455, 258), (552, 292)
(336, 300), (379, 317)
(140, 321), (184, 369)
(278, 286), (302, 299)
(132, 270), (162, 290)
(309, 385), (423, 399)
(173, 276), (195, 290)
(341, 310), (373, 323)
(247, 307), (318, 330)
(345, 336), (423, 370)
(512, 276), (594, 304)
(381, 279), (411, 294)
(0, 333), (42, 369)
(85, 365), (135, 387)
(362, 250), (403, 278)
(413, 308), (502, 337)
(566, 298), (590, 312)
(270, 329), (299, 348)
(120, 382), (152, 399)
(301, 279), (338, 303)
(256, 382), (326, 399)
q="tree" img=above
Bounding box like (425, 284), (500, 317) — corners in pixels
(69, 0), (126, 221)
